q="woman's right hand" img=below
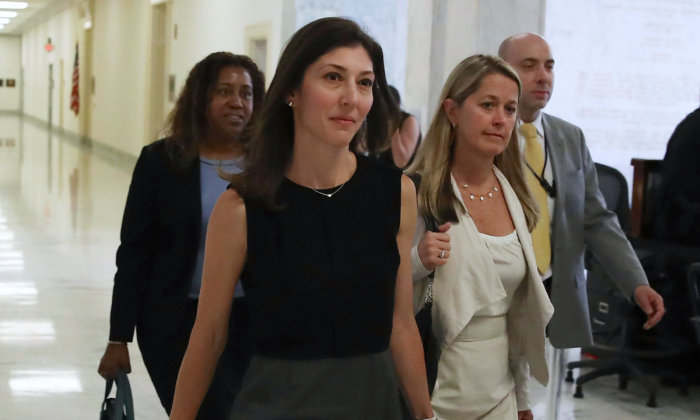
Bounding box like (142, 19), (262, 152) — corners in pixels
(417, 222), (452, 271)
(98, 343), (131, 379)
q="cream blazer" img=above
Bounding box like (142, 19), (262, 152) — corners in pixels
(412, 167), (555, 387)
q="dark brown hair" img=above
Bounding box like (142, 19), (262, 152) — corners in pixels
(226, 17), (400, 209)
(163, 52), (265, 165)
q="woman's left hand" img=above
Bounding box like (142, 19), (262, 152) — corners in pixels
(518, 410), (534, 420)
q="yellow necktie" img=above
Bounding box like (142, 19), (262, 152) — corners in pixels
(522, 123), (551, 275)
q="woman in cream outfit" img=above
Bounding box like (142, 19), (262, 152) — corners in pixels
(409, 55), (554, 420)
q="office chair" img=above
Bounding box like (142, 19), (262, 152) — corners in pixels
(689, 263), (700, 346)
(565, 163), (688, 408)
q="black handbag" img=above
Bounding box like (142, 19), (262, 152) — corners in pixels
(415, 215), (439, 396)
(100, 370), (135, 420)
(408, 173), (439, 396)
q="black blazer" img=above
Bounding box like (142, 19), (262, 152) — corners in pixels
(109, 139), (203, 342)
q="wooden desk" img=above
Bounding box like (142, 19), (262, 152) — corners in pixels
(630, 158), (662, 238)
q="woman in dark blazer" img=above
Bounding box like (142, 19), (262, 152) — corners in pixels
(97, 52), (265, 420)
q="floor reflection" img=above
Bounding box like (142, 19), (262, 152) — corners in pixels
(0, 281), (38, 305)
(0, 320), (56, 343)
(9, 370), (83, 396)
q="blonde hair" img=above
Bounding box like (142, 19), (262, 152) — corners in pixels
(407, 54), (539, 231)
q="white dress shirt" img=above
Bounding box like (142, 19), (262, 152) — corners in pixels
(517, 113), (556, 281)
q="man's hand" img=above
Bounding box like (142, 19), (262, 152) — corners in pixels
(98, 342), (131, 379)
(518, 410), (534, 420)
(417, 222), (452, 271)
(634, 285), (665, 330)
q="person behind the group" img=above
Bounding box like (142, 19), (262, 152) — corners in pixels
(654, 101), (700, 247)
(168, 17), (435, 420)
(98, 52), (265, 420)
(409, 55), (554, 420)
(375, 85), (422, 168)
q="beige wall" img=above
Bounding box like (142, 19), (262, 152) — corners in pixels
(89, 0), (151, 156)
(20, 0), (158, 157)
(169, 0), (283, 97)
(21, 7), (83, 132)
(0, 35), (21, 112)
(20, 0), (285, 158)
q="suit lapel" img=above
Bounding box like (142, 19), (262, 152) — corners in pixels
(542, 113), (566, 231)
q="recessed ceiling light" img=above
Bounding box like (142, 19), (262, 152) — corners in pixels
(0, 2), (28, 9)
(0, 11), (19, 18)
(0, 18), (10, 24)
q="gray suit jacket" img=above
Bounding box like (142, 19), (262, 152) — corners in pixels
(543, 113), (648, 349)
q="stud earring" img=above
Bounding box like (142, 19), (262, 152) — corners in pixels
(288, 101), (293, 107)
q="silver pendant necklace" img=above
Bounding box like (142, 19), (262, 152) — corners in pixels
(308, 182), (347, 198)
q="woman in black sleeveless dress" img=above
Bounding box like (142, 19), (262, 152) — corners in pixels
(169, 18), (435, 420)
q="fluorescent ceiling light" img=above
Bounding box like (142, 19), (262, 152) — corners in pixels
(0, 18), (10, 24)
(0, 24), (4, 30)
(0, 11), (18, 17)
(0, 2), (28, 9)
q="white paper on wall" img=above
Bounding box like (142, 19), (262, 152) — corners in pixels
(544, 0), (700, 201)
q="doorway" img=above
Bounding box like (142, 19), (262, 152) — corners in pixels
(48, 63), (54, 128)
(245, 23), (272, 84)
(149, 2), (168, 142)
(76, 0), (95, 142)
(59, 59), (64, 129)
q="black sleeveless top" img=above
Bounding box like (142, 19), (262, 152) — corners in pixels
(241, 154), (403, 360)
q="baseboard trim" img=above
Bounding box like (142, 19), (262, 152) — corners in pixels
(19, 113), (138, 171)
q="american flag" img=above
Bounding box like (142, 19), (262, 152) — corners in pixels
(70, 43), (79, 115)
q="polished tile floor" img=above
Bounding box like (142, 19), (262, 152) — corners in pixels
(0, 113), (698, 419)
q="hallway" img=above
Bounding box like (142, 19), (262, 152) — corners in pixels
(0, 113), (698, 419)
(0, 112), (165, 419)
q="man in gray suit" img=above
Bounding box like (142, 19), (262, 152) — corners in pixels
(498, 32), (664, 348)
(498, 33), (665, 418)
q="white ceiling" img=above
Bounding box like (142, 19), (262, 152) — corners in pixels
(0, 1), (59, 36)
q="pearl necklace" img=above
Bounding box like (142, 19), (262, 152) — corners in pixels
(460, 179), (499, 202)
(462, 184), (499, 201)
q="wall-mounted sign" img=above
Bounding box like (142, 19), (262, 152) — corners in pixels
(6, 79), (15, 87)
(0, 79), (3, 87)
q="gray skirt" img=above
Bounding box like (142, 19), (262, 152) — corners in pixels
(230, 350), (403, 419)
